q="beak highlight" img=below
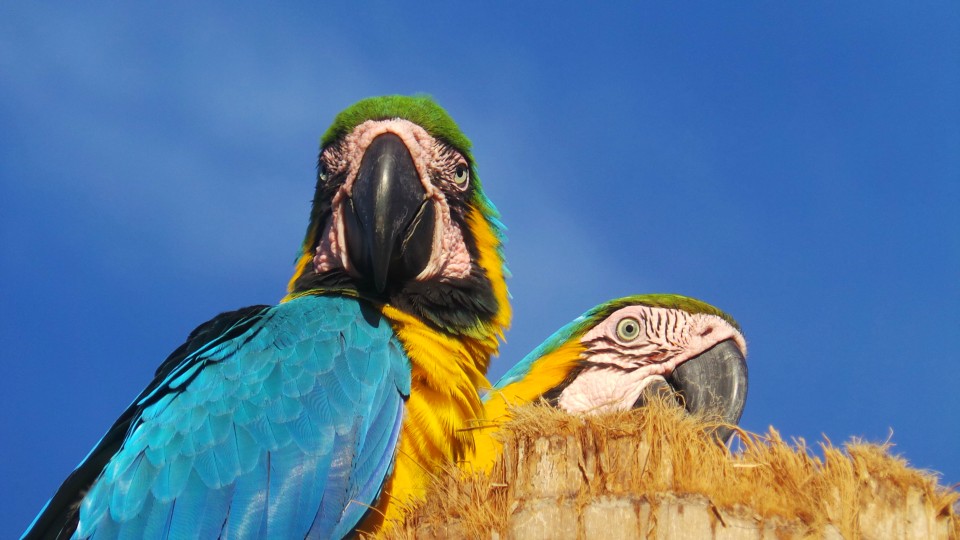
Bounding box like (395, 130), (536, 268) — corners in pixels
(667, 339), (749, 443)
(343, 133), (435, 293)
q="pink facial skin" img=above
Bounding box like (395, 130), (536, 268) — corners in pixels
(557, 305), (747, 414)
(312, 119), (472, 284)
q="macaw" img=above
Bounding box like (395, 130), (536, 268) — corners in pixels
(23, 95), (511, 539)
(473, 294), (747, 469)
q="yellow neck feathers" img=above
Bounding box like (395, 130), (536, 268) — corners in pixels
(464, 207), (511, 369)
(358, 304), (501, 534)
(471, 339), (587, 472)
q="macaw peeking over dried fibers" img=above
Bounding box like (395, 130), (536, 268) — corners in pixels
(472, 294), (746, 470)
(23, 95), (510, 539)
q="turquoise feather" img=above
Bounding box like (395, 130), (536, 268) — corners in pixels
(26, 294), (411, 539)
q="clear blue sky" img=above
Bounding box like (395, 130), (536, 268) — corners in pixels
(2, 3), (958, 535)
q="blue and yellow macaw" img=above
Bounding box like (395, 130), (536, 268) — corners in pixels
(23, 95), (511, 539)
(473, 294), (748, 470)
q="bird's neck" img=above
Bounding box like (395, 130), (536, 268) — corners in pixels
(472, 340), (587, 472)
(357, 304), (497, 534)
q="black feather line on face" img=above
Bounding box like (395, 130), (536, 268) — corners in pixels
(540, 364), (588, 407)
(581, 336), (619, 349)
(539, 358), (655, 410)
(581, 347), (652, 362)
(581, 336), (665, 365)
(580, 360), (642, 373)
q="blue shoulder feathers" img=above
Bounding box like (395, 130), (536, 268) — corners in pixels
(24, 294), (410, 540)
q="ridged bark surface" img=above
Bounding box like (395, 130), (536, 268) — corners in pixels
(389, 405), (959, 540)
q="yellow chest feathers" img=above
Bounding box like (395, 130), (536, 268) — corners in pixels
(357, 305), (495, 533)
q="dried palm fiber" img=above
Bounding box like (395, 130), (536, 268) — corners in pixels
(384, 396), (959, 540)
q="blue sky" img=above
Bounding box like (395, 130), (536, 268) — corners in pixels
(2, 2), (958, 535)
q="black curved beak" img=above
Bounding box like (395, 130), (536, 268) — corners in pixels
(668, 339), (748, 443)
(343, 133), (436, 293)
(635, 339), (748, 444)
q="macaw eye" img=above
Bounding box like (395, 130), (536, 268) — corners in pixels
(318, 162), (330, 183)
(616, 317), (641, 341)
(453, 163), (470, 188)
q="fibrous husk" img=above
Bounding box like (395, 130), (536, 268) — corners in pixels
(385, 397), (959, 539)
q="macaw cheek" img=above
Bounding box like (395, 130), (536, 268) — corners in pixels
(667, 339), (749, 444)
(632, 376), (678, 408)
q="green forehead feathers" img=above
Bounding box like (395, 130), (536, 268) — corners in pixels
(582, 294), (742, 334)
(319, 94), (501, 240)
(321, 95), (473, 162)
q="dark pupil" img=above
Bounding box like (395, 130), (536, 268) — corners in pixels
(456, 166), (466, 178)
(624, 323), (635, 334)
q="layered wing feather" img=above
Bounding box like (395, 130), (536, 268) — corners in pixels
(23, 294), (410, 540)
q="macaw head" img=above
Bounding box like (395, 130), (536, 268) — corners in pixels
(488, 294), (748, 442)
(288, 95), (510, 343)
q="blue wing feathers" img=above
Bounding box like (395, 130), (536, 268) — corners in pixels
(311, 421), (360, 537)
(280, 361), (305, 395)
(346, 346), (378, 388)
(307, 336), (335, 373)
(232, 425), (261, 476)
(232, 400), (259, 426)
(111, 453), (156, 521)
(195, 484), (233, 540)
(23, 295), (411, 539)
(165, 471), (209, 539)
(115, 494), (155, 540)
(150, 455), (191, 502)
(192, 445), (222, 489)
(264, 442), (309, 538)
(284, 451), (325, 535)
(352, 398), (405, 510)
(140, 497), (173, 539)
(334, 401), (405, 539)
(221, 452), (268, 538)
(245, 413), (292, 452)
(390, 341), (412, 396)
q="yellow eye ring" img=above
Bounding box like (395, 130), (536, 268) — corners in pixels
(616, 317), (641, 341)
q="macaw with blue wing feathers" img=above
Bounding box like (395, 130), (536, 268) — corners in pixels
(472, 294), (748, 470)
(24, 95), (511, 539)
